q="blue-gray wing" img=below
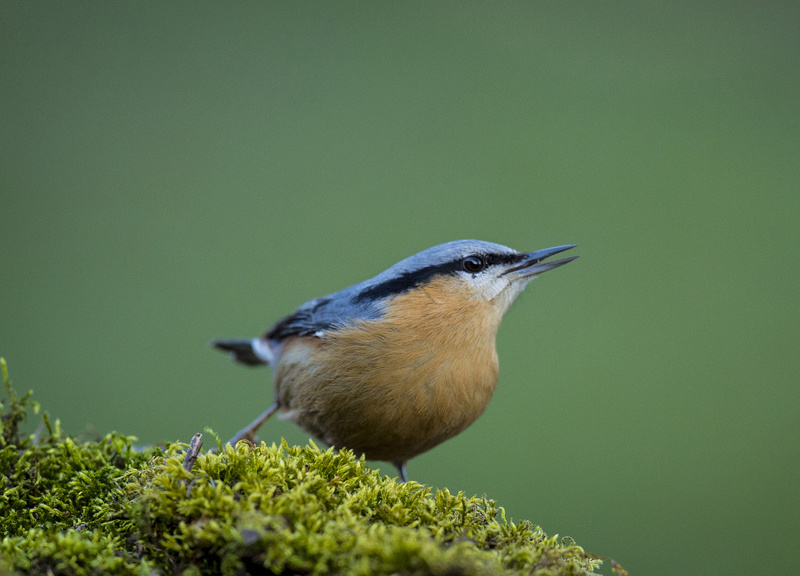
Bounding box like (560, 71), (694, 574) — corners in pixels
(263, 298), (332, 340)
(263, 291), (379, 342)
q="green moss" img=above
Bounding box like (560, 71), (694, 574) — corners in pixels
(0, 359), (609, 576)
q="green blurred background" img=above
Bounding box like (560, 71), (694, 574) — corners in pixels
(2, 2), (798, 574)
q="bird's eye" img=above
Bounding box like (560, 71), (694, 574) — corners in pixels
(462, 256), (486, 273)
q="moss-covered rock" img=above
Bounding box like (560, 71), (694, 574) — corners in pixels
(0, 359), (609, 576)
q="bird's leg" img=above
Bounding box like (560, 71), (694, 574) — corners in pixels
(227, 403), (279, 445)
(394, 461), (408, 483)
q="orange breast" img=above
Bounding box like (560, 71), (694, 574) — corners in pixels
(274, 276), (504, 462)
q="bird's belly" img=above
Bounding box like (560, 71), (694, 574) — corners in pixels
(273, 336), (498, 462)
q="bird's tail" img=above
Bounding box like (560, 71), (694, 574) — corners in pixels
(211, 338), (272, 366)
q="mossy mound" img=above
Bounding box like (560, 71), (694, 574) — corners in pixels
(0, 359), (607, 576)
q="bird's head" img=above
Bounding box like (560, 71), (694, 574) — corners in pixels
(354, 240), (578, 317)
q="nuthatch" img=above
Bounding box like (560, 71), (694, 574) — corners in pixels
(213, 240), (577, 481)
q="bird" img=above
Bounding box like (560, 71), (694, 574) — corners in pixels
(212, 240), (578, 481)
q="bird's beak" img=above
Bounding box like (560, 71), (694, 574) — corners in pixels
(502, 245), (579, 279)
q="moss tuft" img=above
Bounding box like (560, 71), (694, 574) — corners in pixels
(0, 359), (605, 575)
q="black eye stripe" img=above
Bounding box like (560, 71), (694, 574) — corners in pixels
(354, 261), (457, 302)
(354, 252), (526, 303)
(482, 252), (527, 267)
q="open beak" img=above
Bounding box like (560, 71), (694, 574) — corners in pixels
(502, 244), (579, 279)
